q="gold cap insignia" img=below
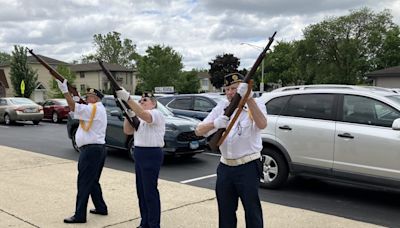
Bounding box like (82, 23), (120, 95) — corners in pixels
(232, 74), (238, 81)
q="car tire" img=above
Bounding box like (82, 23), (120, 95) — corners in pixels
(32, 120), (40, 125)
(259, 147), (289, 189)
(4, 114), (11, 125)
(127, 137), (135, 162)
(52, 111), (60, 123)
(71, 128), (80, 153)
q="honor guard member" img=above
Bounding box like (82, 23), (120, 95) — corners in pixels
(116, 89), (165, 228)
(195, 73), (268, 228)
(56, 80), (108, 224)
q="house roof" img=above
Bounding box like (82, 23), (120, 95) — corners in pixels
(70, 62), (134, 72)
(197, 71), (210, 79)
(0, 69), (9, 88)
(366, 66), (400, 78)
(0, 54), (69, 67)
(27, 55), (69, 65)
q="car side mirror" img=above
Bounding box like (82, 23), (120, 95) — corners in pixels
(392, 118), (400, 130)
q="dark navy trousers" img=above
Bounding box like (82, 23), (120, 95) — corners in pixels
(134, 146), (163, 228)
(74, 144), (107, 220)
(216, 159), (263, 228)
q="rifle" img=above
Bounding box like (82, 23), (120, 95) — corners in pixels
(208, 31), (277, 151)
(97, 59), (140, 130)
(28, 49), (86, 104)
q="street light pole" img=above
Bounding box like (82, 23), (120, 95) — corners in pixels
(240, 42), (265, 92)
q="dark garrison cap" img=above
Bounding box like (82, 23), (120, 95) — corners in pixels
(86, 88), (104, 99)
(224, 73), (244, 86)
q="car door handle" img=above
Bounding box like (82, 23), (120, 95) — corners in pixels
(337, 133), (354, 139)
(279, 125), (292, 130)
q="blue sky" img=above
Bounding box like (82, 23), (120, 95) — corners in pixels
(0, 0), (398, 70)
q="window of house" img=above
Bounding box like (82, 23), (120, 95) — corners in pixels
(80, 72), (85, 78)
(201, 79), (208, 87)
(80, 84), (86, 93)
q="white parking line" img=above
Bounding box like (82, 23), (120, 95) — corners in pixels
(180, 174), (217, 184)
(0, 125), (9, 129)
(203, 152), (221, 157)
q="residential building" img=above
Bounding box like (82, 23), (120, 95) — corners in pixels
(0, 55), (136, 102)
(197, 71), (219, 93)
(366, 66), (400, 88)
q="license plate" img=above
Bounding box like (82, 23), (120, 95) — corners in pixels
(24, 108), (36, 113)
(189, 141), (199, 150)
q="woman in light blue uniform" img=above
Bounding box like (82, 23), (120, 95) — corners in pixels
(117, 90), (165, 228)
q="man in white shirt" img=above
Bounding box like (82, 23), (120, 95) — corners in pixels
(57, 80), (108, 224)
(195, 73), (267, 228)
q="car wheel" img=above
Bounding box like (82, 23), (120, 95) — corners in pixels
(32, 120), (40, 125)
(71, 128), (80, 153)
(52, 112), (60, 123)
(127, 137), (135, 162)
(4, 114), (11, 125)
(259, 147), (289, 189)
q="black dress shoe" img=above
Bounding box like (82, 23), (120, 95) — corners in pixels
(63, 216), (86, 223)
(90, 208), (108, 215)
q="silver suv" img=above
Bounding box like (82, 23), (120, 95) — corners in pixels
(258, 86), (400, 189)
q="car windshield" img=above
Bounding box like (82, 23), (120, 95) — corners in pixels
(386, 95), (400, 105)
(9, 98), (36, 105)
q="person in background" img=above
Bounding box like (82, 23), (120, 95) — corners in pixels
(195, 73), (267, 228)
(57, 79), (108, 224)
(116, 89), (165, 228)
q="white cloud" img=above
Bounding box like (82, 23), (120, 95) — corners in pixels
(0, 0), (398, 70)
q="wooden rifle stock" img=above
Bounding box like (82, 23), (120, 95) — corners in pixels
(97, 59), (140, 130)
(208, 31), (276, 151)
(28, 49), (86, 104)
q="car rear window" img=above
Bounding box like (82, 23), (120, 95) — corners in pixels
(10, 98), (36, 105)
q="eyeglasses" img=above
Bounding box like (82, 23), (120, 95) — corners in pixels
(139, 98), (149, 103)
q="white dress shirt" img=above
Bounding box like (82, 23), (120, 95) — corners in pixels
(202, 99), (268, 159)
(134, 109), (165, 147)
(73, 102), (107, 148)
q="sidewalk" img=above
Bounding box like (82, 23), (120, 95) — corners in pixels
(0, 145), (381, 228)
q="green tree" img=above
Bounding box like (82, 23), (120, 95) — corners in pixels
(82, 31), (139, 68)
(48, 65), (76, 98)
(264, 41), (301, 87)
(9, 45), (38, 97)
(136, 44), (183, 92)
(208, 54), (241, 89)
(301, 8), (399, 84)
(175, 70), (200, 94)
(375, 26), (400, 69)
(0, 51), (11, 64)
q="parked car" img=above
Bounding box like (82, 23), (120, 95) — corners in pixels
(41, 99), (70, 123)
(258, 86), (400, 190)
(158, 93), (226, 120)
(0, 97), (43, 125)
(67, 95), (206, 160)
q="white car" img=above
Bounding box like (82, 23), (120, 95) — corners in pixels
(258, 86), (400, 189)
